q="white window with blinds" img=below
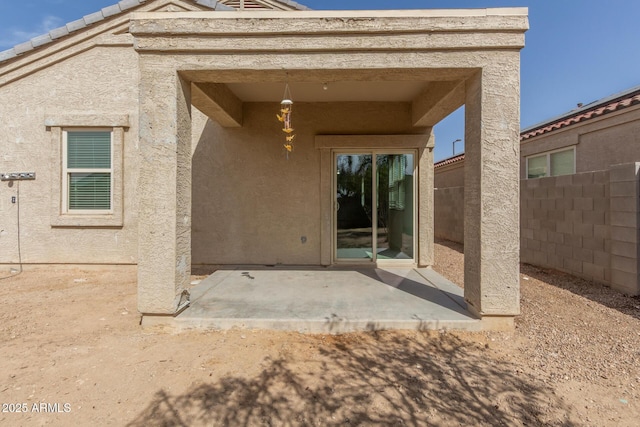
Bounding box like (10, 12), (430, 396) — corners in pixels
(62, 130), (113, 213)
(526, 146), (576, 179)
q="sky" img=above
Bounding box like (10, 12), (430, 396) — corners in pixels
(1, 0), (639, 162)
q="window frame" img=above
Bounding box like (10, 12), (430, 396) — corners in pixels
(47, 114), (128, 228)
(62, 128), (114, 215)
(526, 146), (576, 179)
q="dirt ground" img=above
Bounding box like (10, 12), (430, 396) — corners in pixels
(1, 241), (639, 426)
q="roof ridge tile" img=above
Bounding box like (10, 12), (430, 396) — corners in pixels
(119, 0), (145, 11)
(13, 41), (34, 55)
(102, 4), (124, 18)
(49, 26), (70, 40)
(66, 18), (87, 33)
(84, 11), (107, 26)
(30, 34), (53, 48)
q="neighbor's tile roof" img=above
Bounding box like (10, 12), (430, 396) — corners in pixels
(433, 153), (465, 169)
(435, 84), (640, 168)
(0, 0), (309, 64)
(520, 84), (640, 141)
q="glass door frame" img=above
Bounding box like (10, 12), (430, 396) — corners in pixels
(332, 149), (418, 267)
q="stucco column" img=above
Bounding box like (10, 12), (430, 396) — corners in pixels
(418, 129), (435, 267)
(137, 59), (192, 315)
(319, 148), (332, 266)
(464, 57), (521, 317)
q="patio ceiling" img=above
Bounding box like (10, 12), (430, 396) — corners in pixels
(226, 80), (431, 103)
(188, 71), (469, 128)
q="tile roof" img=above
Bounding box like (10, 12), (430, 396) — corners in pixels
(0, 0), (309, 64)
(434, 153), (465, 169)
(434, 84), (640, 168)
(521, 84), (640, 141)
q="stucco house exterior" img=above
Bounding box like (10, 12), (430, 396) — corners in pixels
(434, 84), (640, 295)
(0, 0), (529, 325)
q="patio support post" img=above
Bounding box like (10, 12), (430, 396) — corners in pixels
(418, 129), (435, 267)
(320, 148), (332, 266)
(463, 58), (521, 318)
(137, 60), (192, 315)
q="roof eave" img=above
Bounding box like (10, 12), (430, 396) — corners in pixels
(0, 0), (309, 65)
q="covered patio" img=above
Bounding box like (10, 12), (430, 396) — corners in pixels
(132, 8), (528, 330)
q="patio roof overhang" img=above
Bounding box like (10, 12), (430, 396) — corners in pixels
(130, 8), (529, 327)
(130, 9), (526, 127)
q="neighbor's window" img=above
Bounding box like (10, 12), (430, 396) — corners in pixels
(63, 130), (113, 212)
(526, 147), (575, 179)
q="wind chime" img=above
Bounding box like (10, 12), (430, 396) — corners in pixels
(276, 83), (295, 159)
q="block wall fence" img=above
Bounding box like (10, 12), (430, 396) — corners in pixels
(434, 162), (640, 295)
(434, 187), (465, 244)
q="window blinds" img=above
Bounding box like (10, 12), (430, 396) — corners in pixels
(67, 131), (111, 168)
(67, 131), (111, 210)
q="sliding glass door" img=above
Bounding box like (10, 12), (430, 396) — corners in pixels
(335, 152), (415, 263)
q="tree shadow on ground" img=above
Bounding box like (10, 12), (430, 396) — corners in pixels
(521, 263), (640, 321)
(127, 332), (576, 426)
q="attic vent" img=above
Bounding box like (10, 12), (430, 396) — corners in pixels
(221, 0), (273, 10)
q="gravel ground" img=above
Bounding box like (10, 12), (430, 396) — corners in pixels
(433, 239), (640, 426)
(0, 240), (638, 426)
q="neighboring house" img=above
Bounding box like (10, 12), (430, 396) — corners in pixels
(521, 85), (640, 179)
(434, 84), (640, 295)
(0, 0), (529, 324)
(435, 85), (640, 187)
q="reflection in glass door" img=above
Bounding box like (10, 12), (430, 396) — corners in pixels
(376, 154), (414, 260)
(335, 152), (415, 262)
(336, 154), (373, 260)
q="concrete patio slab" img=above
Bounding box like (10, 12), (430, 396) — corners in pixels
(144, 267), (484, 333)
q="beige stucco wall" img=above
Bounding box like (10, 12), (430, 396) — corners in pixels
(434, 186), (464, 243)
(0, 1), (228, 269)
(520, 105), (640, 178)
(191, 101), (426, 267)
(0, 46), (140, 265)
(0, 49), (429, 269)
(434, 162), (464, 188)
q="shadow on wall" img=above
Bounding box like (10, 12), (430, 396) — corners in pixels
(521, 263), (640, 322)
(126, 332), (576, 426)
